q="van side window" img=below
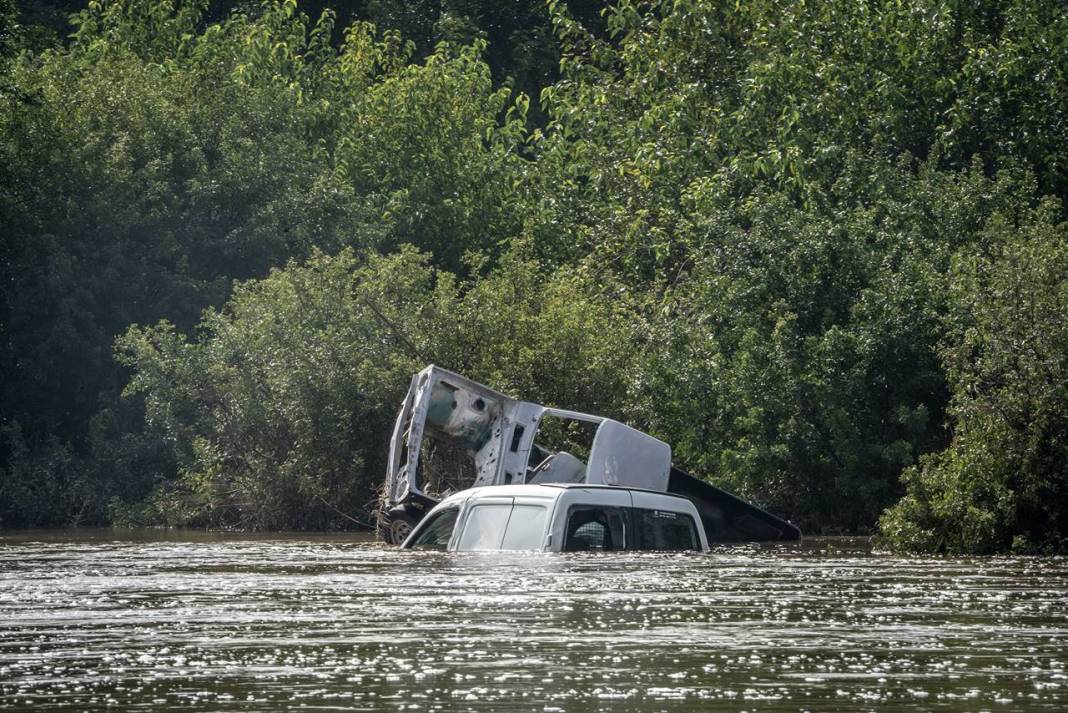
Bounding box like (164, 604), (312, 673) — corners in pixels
(631, 508), (699, 551)
(408, 508), (459, 550)
(563, 506), (626, 551)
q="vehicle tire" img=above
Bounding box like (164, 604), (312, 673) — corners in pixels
(382, 508), (419, 545)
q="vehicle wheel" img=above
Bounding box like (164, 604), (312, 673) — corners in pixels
(382, 509), (419, 545)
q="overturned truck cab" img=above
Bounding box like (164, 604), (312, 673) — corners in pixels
(376, 365), (800, 545)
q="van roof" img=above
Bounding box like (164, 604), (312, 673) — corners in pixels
(437, 483), (694, 503)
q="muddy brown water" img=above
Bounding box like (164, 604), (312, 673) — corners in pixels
(1, 530), (1066, 711)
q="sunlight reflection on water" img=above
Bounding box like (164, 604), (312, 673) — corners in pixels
(1, 531), (1066, 710)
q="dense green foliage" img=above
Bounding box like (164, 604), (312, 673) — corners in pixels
(2, 0), (1066, 550)
(1, 0), (527, 524)
(880, 202), (1068, 553)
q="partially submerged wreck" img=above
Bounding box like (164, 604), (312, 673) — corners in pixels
(376, 365), (800, 545)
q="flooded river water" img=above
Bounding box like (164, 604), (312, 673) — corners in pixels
(1, 530), (1066, 711)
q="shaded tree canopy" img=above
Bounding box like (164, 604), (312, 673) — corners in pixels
(2, 0), (1066, 552)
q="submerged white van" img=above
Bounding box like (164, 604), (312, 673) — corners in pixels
(401, 484), (710, 552)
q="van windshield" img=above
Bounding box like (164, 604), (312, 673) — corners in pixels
(457, 504), (512, 550)
(408, 508), (459, 550)
(500, 505), (549, 550)
(457, 503), (549, 551)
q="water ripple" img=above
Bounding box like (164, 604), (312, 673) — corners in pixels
(1, 531), (1066, 710)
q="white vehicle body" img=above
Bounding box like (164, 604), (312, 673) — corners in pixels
(401, 484), (710, 553)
